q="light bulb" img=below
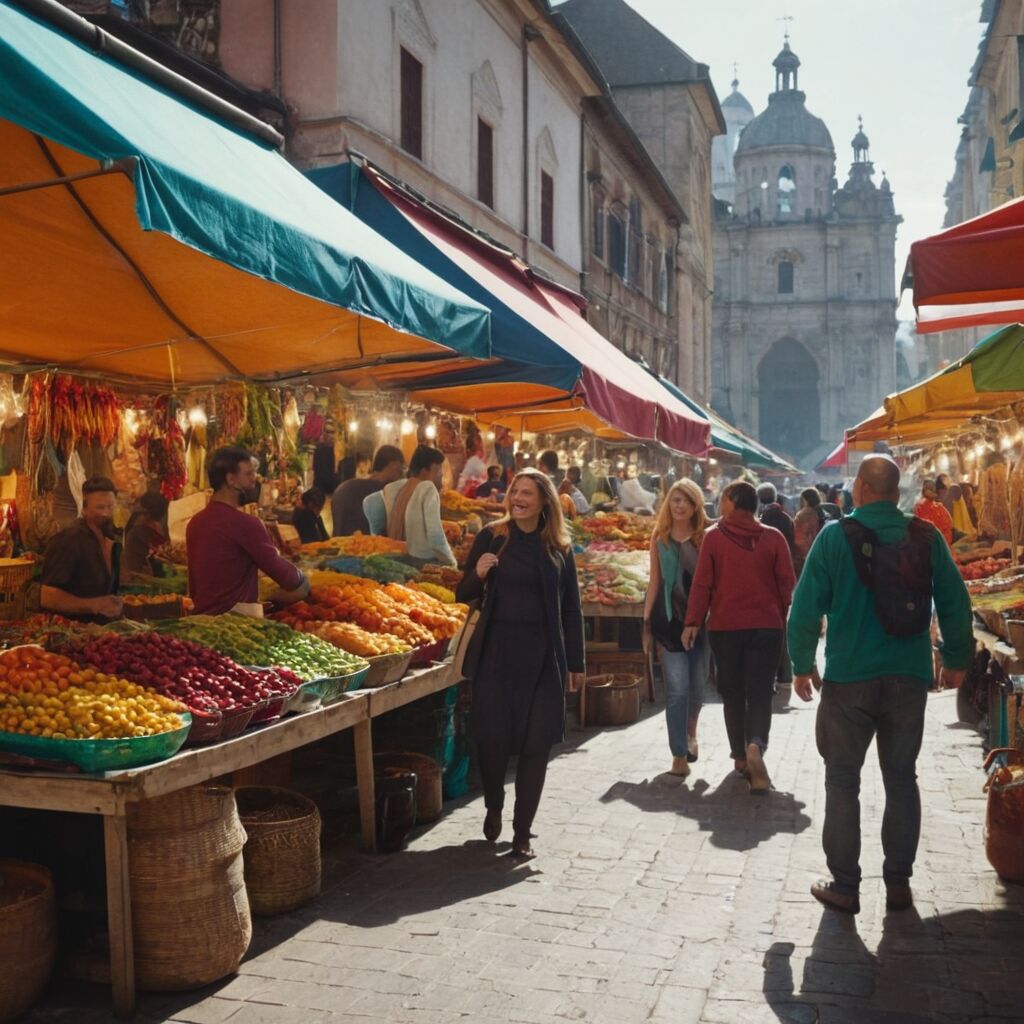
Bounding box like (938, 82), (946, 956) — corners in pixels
(485, 430), (495, 441)
(1002, 435), (1013, 450)
(975, 443), (986, 458)
(708, 457), (717, 466)
(616, 459), (626, 469)
(937, 453), (950, 472)
(400, 418), (415, 436)
(383, 418), (393, 431)
(523, 452), (532, 460)
(348, 419), (359, 433)
(187, 405), (207, 427)
(424, 423), (437, 440)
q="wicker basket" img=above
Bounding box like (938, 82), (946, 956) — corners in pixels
(235, 786), (321, 916)
(0, 559), (32, 622)
(374, 752), (443, 822)
(0, 861), (55, 1024)
(584, 673), (641, 727)
(127, 785), (251, 991)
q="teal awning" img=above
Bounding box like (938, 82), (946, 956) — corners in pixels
(0, 0), (489, 383)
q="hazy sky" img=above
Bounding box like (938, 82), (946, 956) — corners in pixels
(613, 0), (986, 316)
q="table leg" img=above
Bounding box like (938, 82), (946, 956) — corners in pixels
(354, 718), (377, 852)
(103, 812), (135, 1018)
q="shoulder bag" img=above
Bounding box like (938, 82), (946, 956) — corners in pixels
(452, 532), (506, 679)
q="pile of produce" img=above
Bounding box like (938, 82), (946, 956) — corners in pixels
(441, 489), (502, 515)
(120, 566), (188, 595)
(294, 621), (411, 658)
(412, 582), (456, 604)
(577, 550), (649, 606)
(274, 578), (466, 647)
(323, 554), (419, 584)
(418, 564), (463, 590)
(572, 512), (653, 551)
(0, 614), (76, 651)
(301, 534), (407, 557)
(68, 632), (282, 715)
(0, 647), (185, 739)
(957, 555), (1012, 582)
(152, 615), (367, 681)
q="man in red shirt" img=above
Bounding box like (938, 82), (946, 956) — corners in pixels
(187, 447), (310, 616)
(683, 480), (796, 794)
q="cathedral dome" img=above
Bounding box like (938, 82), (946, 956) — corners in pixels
(736, 90), (833, 153)
(722, 78), (754, 116)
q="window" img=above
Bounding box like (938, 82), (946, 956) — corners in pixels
(540, 171), (554, 249)
(778, 260), (794, 294)
(663, 253), (674, 313)
(400, 47), (423, 158)
(657, 252), (670, 313)
(609, 206), (626, 277)
(591, 200), (605, 259)
(477, 119), (494, 208)
(777, 165), (795, 215)
(627, 198), (642, 287)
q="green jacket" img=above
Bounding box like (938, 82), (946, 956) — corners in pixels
(787, 501), (973, 683)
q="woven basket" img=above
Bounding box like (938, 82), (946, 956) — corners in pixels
(584, 673), (641, 727)
(127, 785), (251, 991)
(235, 786), (321, 916)
(0, 559), (32, 622)
(0, 861), (55, 1024)
(374, 752), (443, 822)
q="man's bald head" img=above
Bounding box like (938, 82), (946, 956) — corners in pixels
(854, 455), (901, 506)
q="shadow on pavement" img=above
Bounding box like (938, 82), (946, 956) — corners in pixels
(599, 771), (812, 851)
(762, 903), (1024, 1023)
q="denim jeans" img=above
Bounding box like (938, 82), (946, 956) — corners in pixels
(659, 632), (708, 758)
(815, 677), (928, 895)
(709, 628), (783, 759)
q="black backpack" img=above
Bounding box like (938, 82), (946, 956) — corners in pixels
(839, 517), (934, 637)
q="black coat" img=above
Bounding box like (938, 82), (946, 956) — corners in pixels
(457, 525), (585, 751)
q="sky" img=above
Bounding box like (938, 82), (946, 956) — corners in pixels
(607, 0), (987, 317)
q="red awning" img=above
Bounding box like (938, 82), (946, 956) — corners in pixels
(816, 438), (847, 470)
(371, 174), (710, 455)
(911, 196), (1024, 334)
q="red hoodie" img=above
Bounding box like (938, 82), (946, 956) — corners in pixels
(684, 512), (796, 631)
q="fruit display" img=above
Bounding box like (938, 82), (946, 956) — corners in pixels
(152, 615), (368, 681)
(120, 566), (188, 595)
(323, 554), (420, 584)
(441, 489), (502, 515)
(301, 534), (408, 557)
(573, 512), (653, 551)
(0, 614), (76, 651)
(382, 583), (467, 640)
(412, 582), (456, 604)
(418, 564), (463, 590)
(959, 557), (1011, 582)
(68, 632), (278, 715)
(0, 647), (185, 739)
(577, 550), (649, 606)
(293, 620), (411, 658)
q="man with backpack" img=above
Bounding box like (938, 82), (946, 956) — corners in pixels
(788, 454), (972, 915)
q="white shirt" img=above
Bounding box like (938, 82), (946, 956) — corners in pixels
(619, 477), (655, 512)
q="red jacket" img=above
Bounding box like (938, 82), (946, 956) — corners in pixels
(684, 512), (796, 631)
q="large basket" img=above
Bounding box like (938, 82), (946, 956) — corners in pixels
(127, 785), (251, 991)
(363, 650), (414, 688)
(0, 559), (32, 622)
(0, 861), (55, 1024)
(584, 673), (641, 727)
(235, 786), (321, 916)
(374, 752), (443, 822)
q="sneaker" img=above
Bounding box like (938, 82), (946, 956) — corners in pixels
(885, 883), (913, 911)
(810, 880), (860, 915)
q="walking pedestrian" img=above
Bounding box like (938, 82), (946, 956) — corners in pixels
(789, 455), (972, 914)
(793, 487), (825, 576)
(456, 468), (585, 858)
(642, 479), (709, 778)
(758, 482), (796, 691)
(682, 480), (796, 793)
(913, 478), (954, 546)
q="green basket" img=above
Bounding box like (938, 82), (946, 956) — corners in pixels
(0, 713), (191, 773)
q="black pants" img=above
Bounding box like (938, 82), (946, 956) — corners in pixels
(709, 628), (783, 759)
(477, 742), (550, 841)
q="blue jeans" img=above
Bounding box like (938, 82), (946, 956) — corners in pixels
(815, 677), (928, 895)
(659, 634), (708, 758)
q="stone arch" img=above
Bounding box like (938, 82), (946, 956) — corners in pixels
(758, 338), (820, 456)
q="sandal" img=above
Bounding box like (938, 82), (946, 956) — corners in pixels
(483, 808), (502, 843)
(512, 834), (535, 859)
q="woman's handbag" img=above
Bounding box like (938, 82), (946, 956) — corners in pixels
(452, 533), (507, 679)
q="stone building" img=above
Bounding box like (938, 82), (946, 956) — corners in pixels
(556, 0), (724, 402)
(710, 42), (901, 462)
(711, 76), (755, 206)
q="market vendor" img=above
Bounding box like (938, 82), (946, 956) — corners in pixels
(913, 478), (954, 546)
(122, 492), (169, 576)
(187, 446), (310, 616)
(292, 487), (329, 544)
(33, 476), (123, 621)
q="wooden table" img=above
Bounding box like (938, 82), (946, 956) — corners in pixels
(0, 660), (458, 1018)
(580, 602), (654, 724)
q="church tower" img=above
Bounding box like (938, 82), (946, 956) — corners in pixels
(711, 74), (755, 206)
(710, 41), (901, 464)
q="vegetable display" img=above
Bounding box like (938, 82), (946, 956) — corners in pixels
(572, 512), (653, 551)
(293, 620), (411, 658)
(323, 554), (420, 584)
(301, 534), (408, 557)
(577, 550), (649, 606)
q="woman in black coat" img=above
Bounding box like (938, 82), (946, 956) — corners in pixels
(457, 468), (585, 858)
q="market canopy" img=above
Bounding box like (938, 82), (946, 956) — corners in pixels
(0, 0), (490, 385)
(847, 324), (1024, 447)
(310, 162), (710, 456)
(910, 195), (1024, 334)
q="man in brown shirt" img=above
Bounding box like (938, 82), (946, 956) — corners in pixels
(36, 476), (124, 620)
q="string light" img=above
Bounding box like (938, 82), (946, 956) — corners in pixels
(424, 423), (437, 440)
(1002, 435), (1014, 450)
(187, 405), (208, 428)
(400, 418), (415, 436)
(975, 442), (986, 458)
(348, 419), (359, 433)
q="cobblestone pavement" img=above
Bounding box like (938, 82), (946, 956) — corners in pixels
(31, 684), (1024, 1024)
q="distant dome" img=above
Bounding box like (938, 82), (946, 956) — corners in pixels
(773, 41), (800, 75)
(852, 127), (870, 151)
(736, 90), (833, 153)
(722, 78), (754, 115)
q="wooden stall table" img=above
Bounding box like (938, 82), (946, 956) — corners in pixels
(580, 602), (654, 724)
(0, 659), (458, 1018)
(973, 624), (1024, 751)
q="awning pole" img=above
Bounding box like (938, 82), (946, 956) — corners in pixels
(0, 159), (134, 198)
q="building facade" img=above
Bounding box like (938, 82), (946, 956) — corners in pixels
(710, 43), (901, 463)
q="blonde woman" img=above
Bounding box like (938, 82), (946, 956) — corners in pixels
(643, 479), (709, 777)
(456, 468), (585, 858)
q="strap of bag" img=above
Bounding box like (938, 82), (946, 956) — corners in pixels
(839, 518), (878, 591)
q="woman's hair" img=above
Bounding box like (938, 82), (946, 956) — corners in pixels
(491, 468), (571, 559)
(654, 478), (708, 549)
(800, 487), (821, 509)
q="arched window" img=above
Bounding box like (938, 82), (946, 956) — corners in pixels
(591, 197), (605, 259)
(777, 165), (796, 215)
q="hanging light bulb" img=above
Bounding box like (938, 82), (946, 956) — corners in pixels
(975, 442), (986, 458)
(616, 459), (626, 470)
(348, 419), (359, 433)
(424, 423), (437, 440)
(937, 452), (950, 472)
(400, 418), (415, 436)
(188, 405), (208, 428)
(383, 418), (394, 432)
(485, 430), (495, 441)
(1002, 434), (1014, 450)
(123, 408), (139, 436)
